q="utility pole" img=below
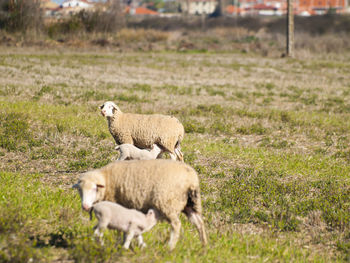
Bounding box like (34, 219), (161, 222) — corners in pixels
(286, 0), (294, 57)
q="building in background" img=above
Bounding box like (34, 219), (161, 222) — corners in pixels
(297, 0), (346, 15)
(61, 0), (93, 8)
(41, 0), (95, 16)
(40, 0), (60, 16)
(40, 0), (349, 18)
(125, 5), (159, 14)
(225, 0), (347, 15)
(181, 0), (218, 15)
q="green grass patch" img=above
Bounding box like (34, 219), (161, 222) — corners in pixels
(0, 100), (108, 139)
(1, 171), (338, 262)
(0, 112), (42, 151)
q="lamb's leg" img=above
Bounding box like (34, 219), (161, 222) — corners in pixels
(137, 235), (146, 248)
(184, 207), (208, 246)
(93, 215), (110, 245)
(157, 151), (164, 159)
(123, 230), (135, 249)
(168, 215), (181, 250)
(117, 153), (127, 161)
(169, 152), (177, 161)
(93, 225), (105, 245)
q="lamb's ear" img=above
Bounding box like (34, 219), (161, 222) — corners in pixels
(96, 184), (105, 188)
(99, 104), (104, 110)
(147, 210), (154, 216)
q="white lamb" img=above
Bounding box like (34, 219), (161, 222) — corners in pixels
(91, 201), (158, 249)
(115, 144), (162, 161)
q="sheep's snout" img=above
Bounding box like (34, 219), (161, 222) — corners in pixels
(101, 110), (106, 117)
(82, 203), (92, 211)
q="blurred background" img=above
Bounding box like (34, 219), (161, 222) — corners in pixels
(0, 0), (349, 56)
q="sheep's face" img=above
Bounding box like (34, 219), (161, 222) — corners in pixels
(100, 101), (119, 117)
(73, 179), (105, 211)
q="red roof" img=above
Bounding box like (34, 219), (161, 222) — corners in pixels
(125, 6), (159, 15)
(226, 5), (243, 13)
(252, 3), (276, 10)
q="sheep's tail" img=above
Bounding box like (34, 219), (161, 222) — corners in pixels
(174, 141), (184, 162)
(184, 186), (207, 246)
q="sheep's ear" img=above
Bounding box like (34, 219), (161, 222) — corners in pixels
(99, 104), (104, 110)
(96, 184), (105, 188)
(72, 183), (79, 189)
(111, 103), (118, 113)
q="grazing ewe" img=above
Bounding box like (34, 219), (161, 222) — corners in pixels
(73, 159), (207, 250)
(91, 201), (158, 249)
(115, 143), (162, 161)
(99, 101), (184, 161)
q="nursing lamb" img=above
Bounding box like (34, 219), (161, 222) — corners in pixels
(91, 201), (158, 249)
(115, 144), (162, 161)
(100, 101), (184, 161)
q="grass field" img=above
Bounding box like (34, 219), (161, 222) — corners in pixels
(0, 48), (349, 262)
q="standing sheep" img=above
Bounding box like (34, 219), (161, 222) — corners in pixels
(91, 201), (158, 249)
(99, 101), (184, 161)
(115, 143), (162, 161)
(73, 159), (207, 250)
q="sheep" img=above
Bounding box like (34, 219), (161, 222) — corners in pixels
(115, 143), (162, 161)
(99, 101), (184, 161)
(73, 159), (207, 250)
(90, 201), (158, 249)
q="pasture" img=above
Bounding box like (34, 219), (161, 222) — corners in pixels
(0, 48), (349, 262)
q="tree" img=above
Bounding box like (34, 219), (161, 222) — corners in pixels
(0, 0), (43, 32)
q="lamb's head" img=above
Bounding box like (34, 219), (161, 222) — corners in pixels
(145, 209), (159, 230)
(99, 101), (121, 117)
(72, 172), (106, 212)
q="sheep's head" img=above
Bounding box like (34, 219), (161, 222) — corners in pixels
(99, 101), (121, 117)
(73, 177), (106, 212)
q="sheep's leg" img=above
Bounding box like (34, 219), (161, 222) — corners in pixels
(137, 235), (146, 248)
(168, 215), (181, 250)
(184, 208), (208, 246)
(175, 148), (184, 162)
(123, 230), (135, 249)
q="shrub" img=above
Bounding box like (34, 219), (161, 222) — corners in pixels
(0, 112), (39, 151)
(47, 3), (125, 37)
(0, 0), (43, 32)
